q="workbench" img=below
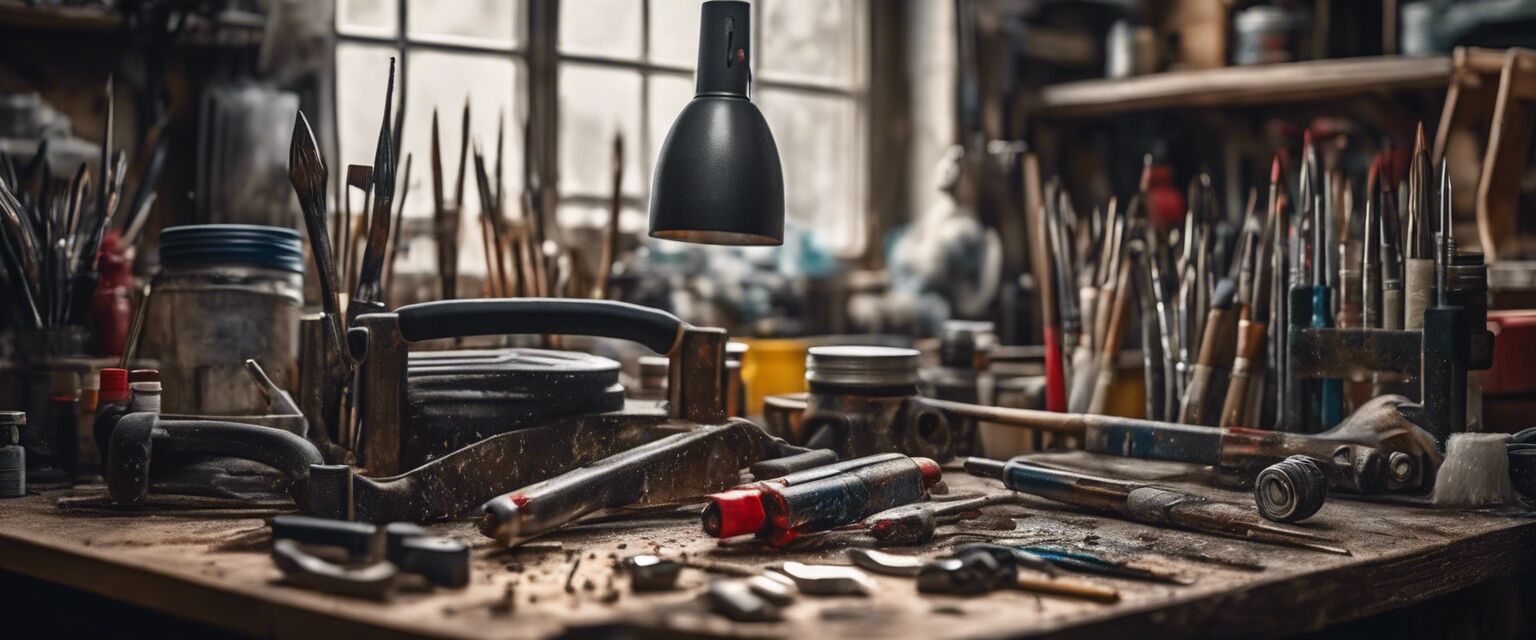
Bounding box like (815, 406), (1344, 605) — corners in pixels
(2, 452), (1533, 639)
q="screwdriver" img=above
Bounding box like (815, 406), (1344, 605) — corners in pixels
(965, 457), (1350, 555)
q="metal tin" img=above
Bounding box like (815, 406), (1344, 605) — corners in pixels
(144, 262), (303, 415)
(806, 346), (921, 389)
(0, 411), (24, 497)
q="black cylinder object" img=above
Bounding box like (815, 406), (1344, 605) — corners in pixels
(1509, 449), (1536, 499)
(1, 411), (24, 497)
(1254, 455), (1328, 522)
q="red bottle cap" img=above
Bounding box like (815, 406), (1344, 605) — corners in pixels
(99, 368), (130, 403)
(701, 488), (766, 538)
(913, 457), (943, 487)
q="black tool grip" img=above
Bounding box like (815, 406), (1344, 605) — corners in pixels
(394, 298), (687, 354)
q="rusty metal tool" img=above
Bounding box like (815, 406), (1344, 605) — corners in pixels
(478, 421), (793, 545)
(777, 562), (874, 596)
(931, 394), (1437, 495)
(966, 457), (1350, 555)
(106, 412), (324, 509)
(860, 492), (1020, 546)
(848, 548), (927, 576)
(272, 539), (397, 600)
(349, 298), (733, 476)
(707, 579), (782, 622)
(747, 448), (838, 478)
(272, 515), (382, 562)
(916, 548), (1120, 601)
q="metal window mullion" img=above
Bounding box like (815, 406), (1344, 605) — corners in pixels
(639, 0), (651, 205)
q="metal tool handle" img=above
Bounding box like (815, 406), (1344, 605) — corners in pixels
(394, 298), (687, 354)
(106, 412), (324, 507)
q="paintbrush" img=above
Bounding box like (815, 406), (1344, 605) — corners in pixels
(472, 147), (511, 297)
(1135, 242), (1166, 421)
(289, 111), (349, 362)
(1362, 158), (1383, 329)
(966, 458), (1350, 555)
(1179, 277), (1238, 426)
(384, 152), (412, 304)
(1087, 249), (1135, 415)
(1403, 123), (1435, 331)
(116, 115), (170, 246)
(1378, 158), (1404, 332)
(350, 58), (398, 324)
(0, 177), (42, 329)
(593, 132), (624, 300)
(342, 163), (372, 299)
(1067, 203), (1111, 413)
(429, 110), (459, 299)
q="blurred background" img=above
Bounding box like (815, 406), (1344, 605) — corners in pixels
(3, 0), (1536, 419)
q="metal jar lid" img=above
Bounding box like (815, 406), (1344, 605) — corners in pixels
(806, 345), (921, 388)
(0, 411), (22, 445)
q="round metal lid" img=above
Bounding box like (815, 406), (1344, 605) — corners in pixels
(404, 348), (626, 467)
(806, 345), (921, 388)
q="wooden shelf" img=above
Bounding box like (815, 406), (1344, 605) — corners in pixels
(1030, 55), (1455, 118)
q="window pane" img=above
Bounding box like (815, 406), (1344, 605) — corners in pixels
(758, 0), (860, 85)
(757, 88), (861, 252)
(402, 51), (522, 277)
(335, 43), (400, 186)
(645, 72), (693, 179)
(559, 64), (642, 196)
(648, 0), (702, 68)
(337, 0), (398, 38)
(407, 0), (519, 49)
(559, 0), (641, 60)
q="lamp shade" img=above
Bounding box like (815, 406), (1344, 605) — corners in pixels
(648, 0), (784, 246)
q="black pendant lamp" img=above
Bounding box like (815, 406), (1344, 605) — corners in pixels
(648, 0), (785, 246)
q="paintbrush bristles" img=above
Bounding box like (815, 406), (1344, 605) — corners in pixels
(1433, 433), (1518, 507)
(289, 112), (328, 198)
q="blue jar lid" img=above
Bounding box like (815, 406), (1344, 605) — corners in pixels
(159, 224), (305, 274)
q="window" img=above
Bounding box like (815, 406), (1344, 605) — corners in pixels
(557, 0), (869, 255)
(335, 0), (524, 279)
(334, 0), (869, 276)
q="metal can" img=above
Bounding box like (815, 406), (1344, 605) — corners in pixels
(143, 225), (303, 415)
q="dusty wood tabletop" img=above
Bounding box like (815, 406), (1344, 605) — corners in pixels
(1, 451), (1533, 639)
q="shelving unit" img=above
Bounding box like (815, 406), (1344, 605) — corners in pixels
(1029, 55), (1456, 118)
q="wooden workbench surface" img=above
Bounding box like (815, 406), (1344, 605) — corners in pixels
(1, 452), (1533, 639)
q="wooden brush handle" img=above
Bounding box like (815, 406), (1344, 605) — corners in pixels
(1014, 575), (1121, 603)
(1219, 319), (1267, 428)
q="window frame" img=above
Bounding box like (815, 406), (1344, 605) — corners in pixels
(333, 0), (878, 259)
